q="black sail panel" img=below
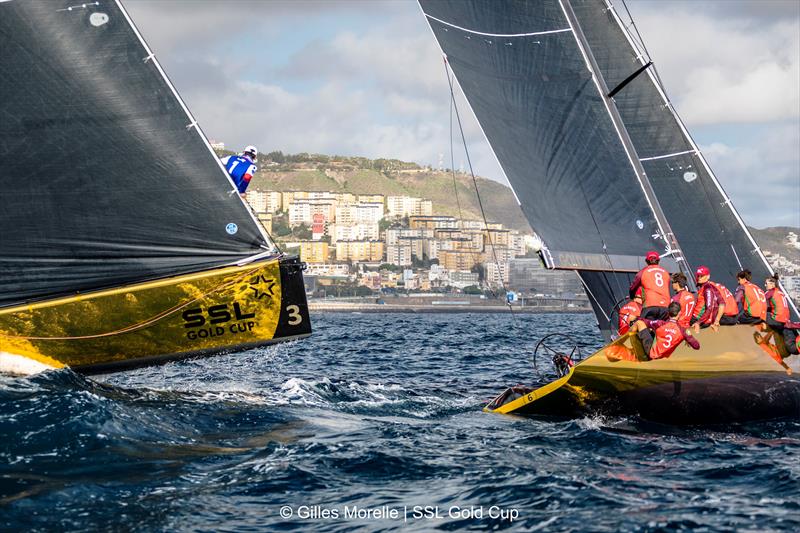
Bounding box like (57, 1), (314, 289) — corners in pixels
(0, 1), (267, 308)
(419, 0), (664, 273)
(569, 0), (778, 293)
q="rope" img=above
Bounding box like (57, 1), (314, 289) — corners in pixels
(2, 266), (262, 341)
(443, 57), (518, 327)
(446, 65), (465, 225)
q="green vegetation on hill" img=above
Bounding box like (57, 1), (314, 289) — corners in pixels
(246, 152), (532, 233)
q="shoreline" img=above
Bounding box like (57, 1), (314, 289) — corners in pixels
(308, 302), (592, 314)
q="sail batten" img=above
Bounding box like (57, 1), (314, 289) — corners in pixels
(0, 1), (270, 308)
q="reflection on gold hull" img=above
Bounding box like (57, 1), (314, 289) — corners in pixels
(0, 256), (311, 375)
(486, 325), (800, 424)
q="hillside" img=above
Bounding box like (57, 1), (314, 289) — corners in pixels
(749, 226), (800, 265)
(247, 152), (532, 233)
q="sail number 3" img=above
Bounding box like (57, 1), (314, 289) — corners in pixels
(286, 305), (303, 325)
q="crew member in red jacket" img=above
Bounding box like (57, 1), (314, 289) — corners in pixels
(618, 295), (643, 337)
(765, 274), (797, 354)
(734, 269), (766, 324)
(709, 278), (738, 326)
(691, 265), (725, 332)
(629, 251), (670, 320)
(670, 272), (696, 329)
(634, 302), (701, 360)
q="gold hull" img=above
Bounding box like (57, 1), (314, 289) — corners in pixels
(0, 256), (311, 374)
(486, 325), (800, 424)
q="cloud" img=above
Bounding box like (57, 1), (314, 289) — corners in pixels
(701, 124), (800, 228)
(122, 0), (796, 227)
(625, 2), (799, 126)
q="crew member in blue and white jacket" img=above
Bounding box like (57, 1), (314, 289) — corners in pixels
(221, 145), (258, 196)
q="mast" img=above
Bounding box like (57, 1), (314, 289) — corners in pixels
(558, 0), (693, 286)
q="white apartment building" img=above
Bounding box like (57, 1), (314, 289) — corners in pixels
(288, 199), (336, 226)
(386, 243), (413, 267)
(450, 270), (480, 289)
(329, 223), (379, 244)
(305, 263), (353, 279)
(482, 246), (515, 265)
(387, 196), (433, 218)
(486, 261), (511, 287)
(282, 191), (336, 211)
(335, 202), (384, 225)
(510, 231), (527, 257)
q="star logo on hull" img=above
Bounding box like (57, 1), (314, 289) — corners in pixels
(249, 275), (276, 300)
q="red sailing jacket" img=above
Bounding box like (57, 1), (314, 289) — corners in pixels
(735, 281), (766, 320)
(618, 300), (642, 336)
(642, 318), (701, 359)
(766, 288), (790, 323)
(709, 281), (738, 317)
(693, 282), (722, 325)
(672, 290), (696, 328)
(629, 264), (670, 307)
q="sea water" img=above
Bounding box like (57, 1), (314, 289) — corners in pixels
(1, 313), (799, 531)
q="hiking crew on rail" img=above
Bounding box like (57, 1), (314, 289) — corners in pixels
(618, 252), (799, 357)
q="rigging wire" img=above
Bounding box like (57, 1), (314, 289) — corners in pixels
(447, 68), (466, 225)
(443, 57), (519, 328)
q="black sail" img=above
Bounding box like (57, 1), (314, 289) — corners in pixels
(419, 0), (665, 275)
(0, 1), (268, 308)
(420, 0), (797, 335)
(568, 0), (778, 296)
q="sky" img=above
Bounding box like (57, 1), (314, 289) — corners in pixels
(124, 0), (800, 229)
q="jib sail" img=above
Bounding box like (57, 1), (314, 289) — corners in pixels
(568, 0), (776, 296)
(0, 1), (270, 308)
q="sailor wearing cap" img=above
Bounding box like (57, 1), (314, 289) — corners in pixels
(629, 251), (670, 320)
(221, 145), (258, 196)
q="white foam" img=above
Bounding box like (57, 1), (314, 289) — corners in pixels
(0, 351), (55, 376)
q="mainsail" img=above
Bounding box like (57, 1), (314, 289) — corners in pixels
(0, 1), (270, 308)
(419, 0), (794, 336)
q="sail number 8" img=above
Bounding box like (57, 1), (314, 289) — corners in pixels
(286, 305), (303, 325)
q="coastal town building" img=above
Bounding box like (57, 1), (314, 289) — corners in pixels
(440, 250), (480, 271)
(358, 194), (385, 204)
(247, 190), (282, 214)
(335, 240), (384, 262)
(449, 270), (480, 289)
(410, 215), (458, 230)
(386, 243), (413, 267)
(387, 196), (433, 218)
(299, 241), (329, 264)
(335, 203), (384, 225)
(486, 261), (510, 288)
(329, 223), (379, 243)
(305, 263), (352, 279)
(256, 213), (273, 234)
(289, 199), (336, 226)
